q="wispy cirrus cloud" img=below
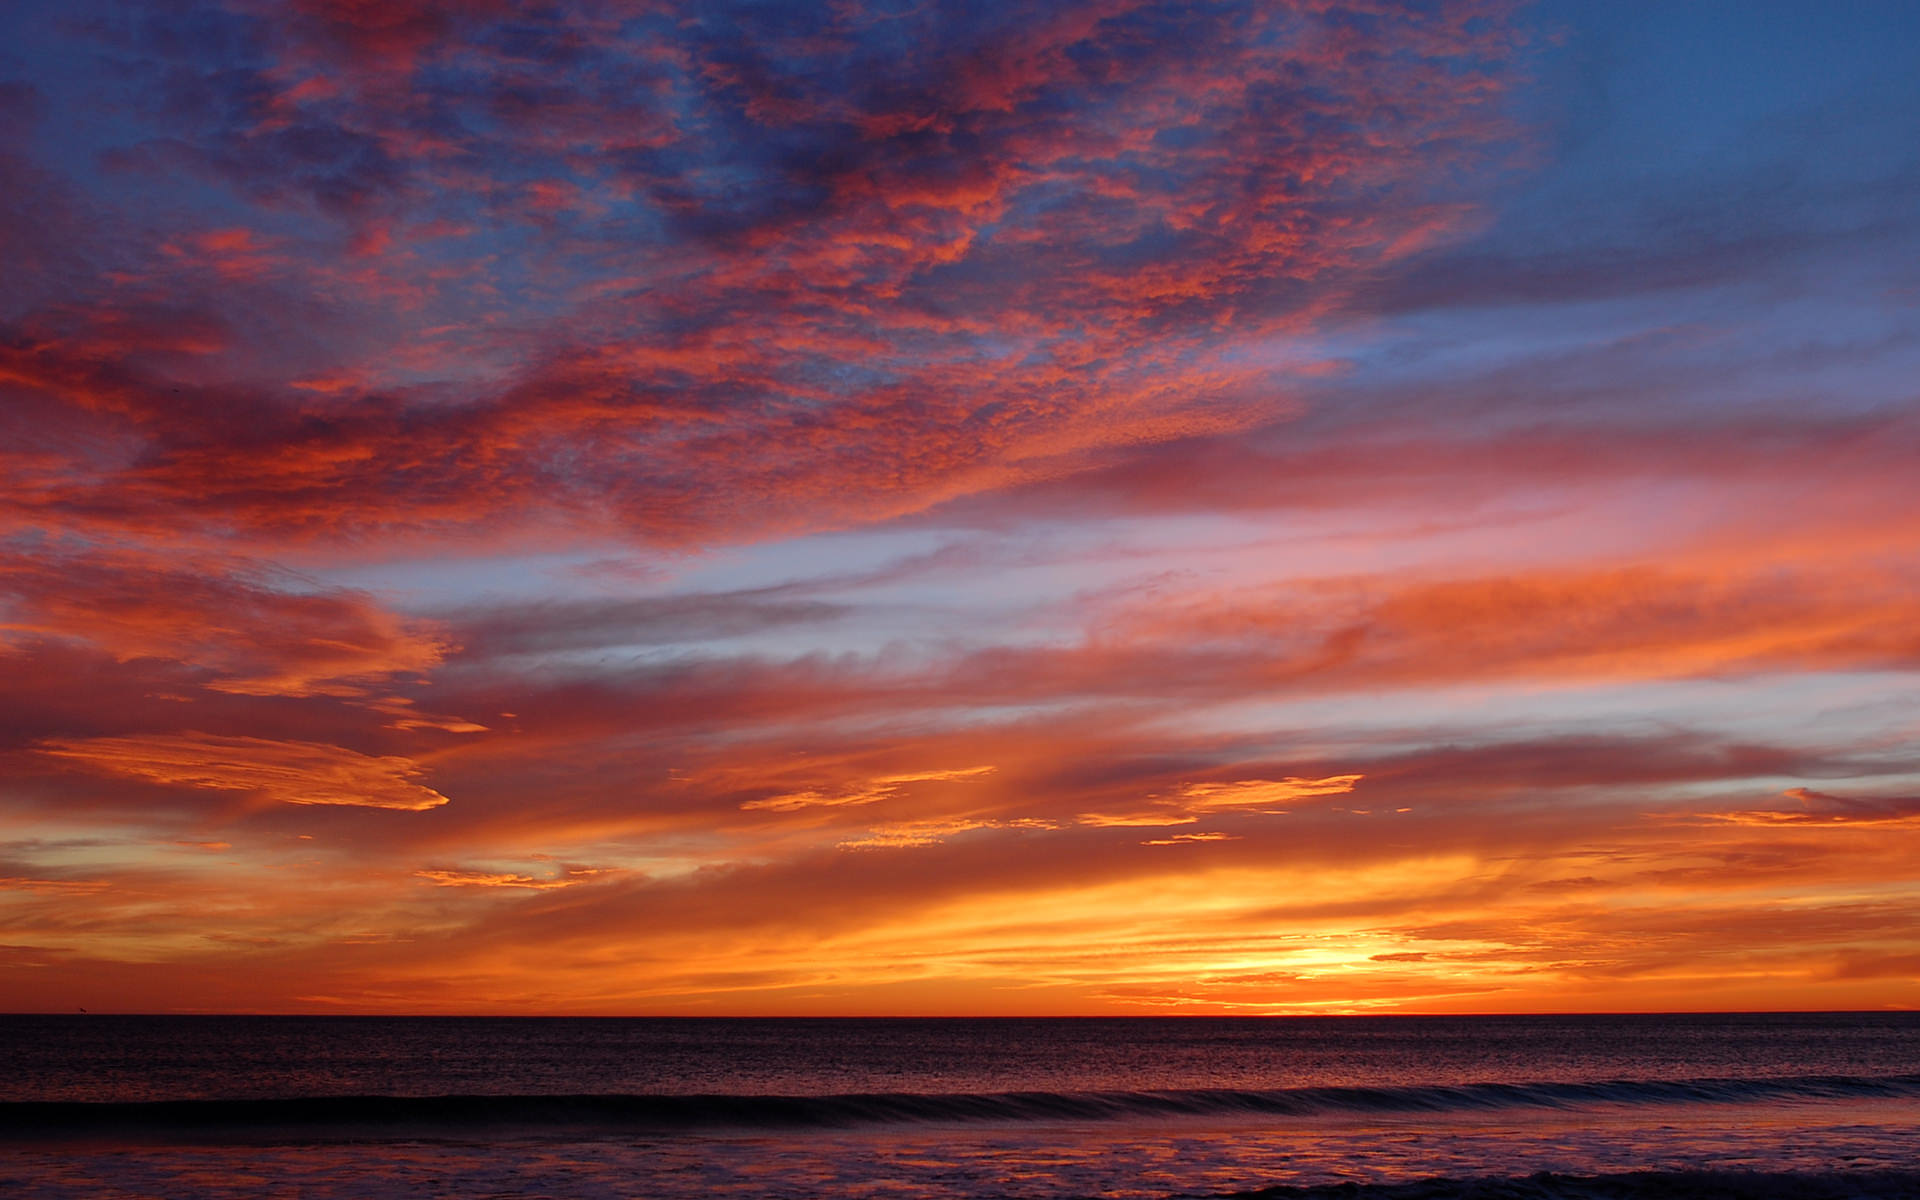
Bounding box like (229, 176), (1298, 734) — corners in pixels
(743, 766), (997, 813)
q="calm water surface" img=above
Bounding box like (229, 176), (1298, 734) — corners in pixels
(4, 1014), (1918, 1199)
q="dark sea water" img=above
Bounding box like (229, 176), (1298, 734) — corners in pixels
(4, 1013), (1919, 1198)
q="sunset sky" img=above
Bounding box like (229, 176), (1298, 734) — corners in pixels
(3, 0), (1919, 1015)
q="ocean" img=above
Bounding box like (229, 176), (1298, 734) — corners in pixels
(4, 1013), (1919, 1198)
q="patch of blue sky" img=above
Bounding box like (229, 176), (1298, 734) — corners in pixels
(1535, 0), (1920, 158)
(1348, 273), (1920, 426)
(307, 548), (659, 608)
(1157, 671), (1920, 761)
(0, 33), (271, 240)
(1218, 329), (1356, 372)
(314, 527), (1080, 641)
(671, 526), (1006, 596)
(1522, 0), (1920, 221)
(1338, 0), (1920, 402)
(1015, 500), (1711, 591)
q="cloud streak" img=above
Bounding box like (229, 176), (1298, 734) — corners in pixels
(36, 733), (451, 811)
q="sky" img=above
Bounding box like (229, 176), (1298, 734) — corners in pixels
(2, 0), (1918, 1016)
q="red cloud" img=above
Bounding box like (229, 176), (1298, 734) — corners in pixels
(0, 546), (448, 698)
(5, 0), (1524, 551)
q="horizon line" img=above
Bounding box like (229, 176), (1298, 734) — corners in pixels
(7, 1008), (1916, 1019)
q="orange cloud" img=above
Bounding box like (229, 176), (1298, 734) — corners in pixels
(1077, 775), (1363, 829)
(36, 733), (450, 811)
(838, 816), (1060, 851)
(742, 765), (997, 812)
(1177, 775), (1366, 812)
(415, 865), (613, 889)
